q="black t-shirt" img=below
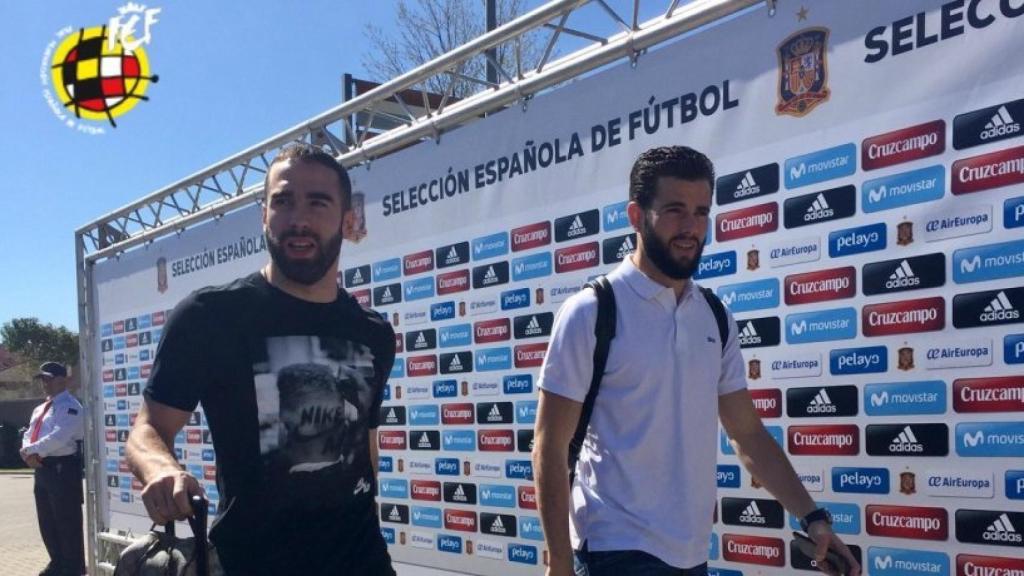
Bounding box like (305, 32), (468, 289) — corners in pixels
(145, 272), (395, 575)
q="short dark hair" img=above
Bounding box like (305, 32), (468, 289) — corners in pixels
(264, 144), (352, 210)
(629, 146), (715, 209)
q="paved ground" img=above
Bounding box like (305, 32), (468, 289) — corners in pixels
(0, 472), (52, 576)
(0, 472), (460, 576)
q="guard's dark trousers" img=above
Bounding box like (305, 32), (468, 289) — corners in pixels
(34, 454), (85, 576)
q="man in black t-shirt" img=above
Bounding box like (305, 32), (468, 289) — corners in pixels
(126, 144), (397, 575)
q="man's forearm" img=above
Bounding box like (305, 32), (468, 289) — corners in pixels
(732, 427), (816, 518)
(534, 446), (574, 566)
(126, 423), (183, 485)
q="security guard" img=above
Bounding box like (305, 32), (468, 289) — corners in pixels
(20, 362), (86, 576)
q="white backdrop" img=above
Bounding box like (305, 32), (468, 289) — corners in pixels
(91, 1), (1024, 574)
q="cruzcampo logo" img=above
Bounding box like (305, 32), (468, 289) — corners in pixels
(42, 3), (161, 133)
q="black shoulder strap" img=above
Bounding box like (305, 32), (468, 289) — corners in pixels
(568, 276), (616, 486)
(699, 286), (729, 352)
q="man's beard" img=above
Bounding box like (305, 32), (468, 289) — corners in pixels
(266, 229), (343, 286)
(640, 216), (704, 280)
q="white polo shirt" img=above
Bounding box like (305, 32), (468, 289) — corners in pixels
(538, 256), (747, 569)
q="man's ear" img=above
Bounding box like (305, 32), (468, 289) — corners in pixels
(626, 201), (645, 232)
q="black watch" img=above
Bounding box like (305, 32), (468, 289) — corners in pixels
(799, 507), (832, 532)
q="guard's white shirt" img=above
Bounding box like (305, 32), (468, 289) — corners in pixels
(538, 257), (747, 569)
(21, 390), (84, 458)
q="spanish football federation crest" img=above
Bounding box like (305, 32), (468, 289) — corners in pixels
(775, 27), (830, 117)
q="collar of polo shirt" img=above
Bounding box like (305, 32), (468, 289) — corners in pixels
(622, 256), (696, 308)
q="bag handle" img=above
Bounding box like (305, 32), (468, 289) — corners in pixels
(185, 495), (209, 576)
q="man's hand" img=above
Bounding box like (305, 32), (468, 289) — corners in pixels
(139, 469), (204, 525)
(21, 450), (43, 469)
(808, 520), (861, 576)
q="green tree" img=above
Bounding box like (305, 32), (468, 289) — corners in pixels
(0, 318), (79, 367)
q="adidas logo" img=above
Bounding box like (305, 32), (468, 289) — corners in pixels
(739, 501), (767, 524)
(487, 404), (503, 421)
(445, 246), (461, 265)
(806, 388), (837, 414)
(984, 513), (1022, 543)
(616, 235), (636, 260)
(735, 171), (761, 198)
(483, 266), (498, 284)
(418, 432), (433, 448)
(386, 407), (398, 422)
(351, 269), (364, 283)
(453, 485), (467, 501)
(804, 193), (834, 221)
(981, 291), (1020, 322)
(889, 425), (924, 453)
(449, 355), (464, 371)
(981, 105), (1020, 140)
(567, 215), (587, 237)
(737, 321), (761, 346)
(415, 332), (427, 347)
(525, 316), (542, 336)
(490, 515), (508, 533)
(885, 259), (920, 289)
(382, 287), (394, 301)
(388, 506), (402, 521)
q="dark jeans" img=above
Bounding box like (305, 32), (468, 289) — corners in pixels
(574, 544), (708, 576)
(34, 455), (85, 576)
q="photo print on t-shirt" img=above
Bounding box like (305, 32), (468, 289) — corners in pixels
(253, 336), (376, 477)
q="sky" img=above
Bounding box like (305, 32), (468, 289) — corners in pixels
(0, 1), (687, 332)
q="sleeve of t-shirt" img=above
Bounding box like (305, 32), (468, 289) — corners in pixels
(367, 318), (396, 430)
(536, 289), (599, 403)
(144, 292), (212, 412)
(718, 306), (748, 396)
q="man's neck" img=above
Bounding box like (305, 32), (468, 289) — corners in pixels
(630, 250), (690, 302)
(262, 263), (338, 303)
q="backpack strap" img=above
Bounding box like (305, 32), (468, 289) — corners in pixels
(699, 286), (730, 353)
(568, 276), (616, 486)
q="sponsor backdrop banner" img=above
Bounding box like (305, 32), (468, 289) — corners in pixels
(90, 1), (1024, 573)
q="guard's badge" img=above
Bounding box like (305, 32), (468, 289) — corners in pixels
(776, 27), (830, 117)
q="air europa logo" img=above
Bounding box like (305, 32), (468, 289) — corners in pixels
(862, 120), (946, 170)
(716, 202), (778, 242)
(862, 297), (945, 336)
(784, 266), (856, 305)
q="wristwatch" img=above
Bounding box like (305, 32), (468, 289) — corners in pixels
(799, 507), (833, 532)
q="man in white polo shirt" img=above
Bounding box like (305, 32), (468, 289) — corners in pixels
(533, 147), (860, 576)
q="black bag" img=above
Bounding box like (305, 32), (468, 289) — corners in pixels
(114, 496), (214, 576)
(567, 276), (730, 485)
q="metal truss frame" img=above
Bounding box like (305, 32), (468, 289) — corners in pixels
(75, 0), (766, 264)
